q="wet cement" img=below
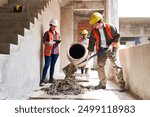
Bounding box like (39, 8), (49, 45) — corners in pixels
(41, 76), (95, 95)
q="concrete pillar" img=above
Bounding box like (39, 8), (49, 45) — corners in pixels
(104, 0), (119, 80)
(60, 7), (74, 70)
(104, 0), (119, 29)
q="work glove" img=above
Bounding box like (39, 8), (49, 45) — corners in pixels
(107, 44), (117, 57)
(112, 42), (120, 49)
(49, 40), (56, 45)
(107, 45), (113, 53)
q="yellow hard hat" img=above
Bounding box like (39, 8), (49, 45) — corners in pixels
(89, 12), (103, 25)
(82, 29), (88, 35)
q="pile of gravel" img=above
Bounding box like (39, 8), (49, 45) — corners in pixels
(43, 76), (94, 95)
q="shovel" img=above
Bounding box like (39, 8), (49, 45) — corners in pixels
(63, 48), (106, 77)
(76, 48), (106, 66)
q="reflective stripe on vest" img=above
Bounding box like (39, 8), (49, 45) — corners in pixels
(44, 31), (59, 56)
(93, 23), (114, 52)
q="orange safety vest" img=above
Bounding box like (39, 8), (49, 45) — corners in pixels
(44, 31), (60, 56)
(78, 37), (89, 46)
(78, 37), (82, 43)
(92, 23), (114, 52)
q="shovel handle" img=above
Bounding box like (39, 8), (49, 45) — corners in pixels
(77, 49), (106, 66)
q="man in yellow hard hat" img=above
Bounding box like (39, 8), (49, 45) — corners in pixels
(87, 12), (125, 92)
(79, 29), (89, 46)
(78, 29), (90, 77)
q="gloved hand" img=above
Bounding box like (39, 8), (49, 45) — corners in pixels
(107, 44), (117, 57)
(112, 42), (120, 49)
(107, 45), (113, 53)
(49, 40), (56, 45)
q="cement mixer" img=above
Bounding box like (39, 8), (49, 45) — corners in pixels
(63, 42), (106, 78)
(63, 42), (89, 78)
(67, 42), (89, 67)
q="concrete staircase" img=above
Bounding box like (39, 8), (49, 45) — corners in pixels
(0, 0), (50, 54)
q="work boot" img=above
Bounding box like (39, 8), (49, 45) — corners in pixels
(49, 78), (54, 83)
(39, 79), (49, 86)
(44, 79), (49, 83)
(39, 82), (45, 86)
(94, 84), (106, 90)
(118, 87), (126, 92)
(118, 83), (126, 92)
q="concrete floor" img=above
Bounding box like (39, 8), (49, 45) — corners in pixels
(29, 70), (141, 100)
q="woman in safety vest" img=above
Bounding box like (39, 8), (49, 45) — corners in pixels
(40, 18), (61, 86)
(87, 12), (125, 92)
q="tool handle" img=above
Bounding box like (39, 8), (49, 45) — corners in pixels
(76, 49), (106, 66)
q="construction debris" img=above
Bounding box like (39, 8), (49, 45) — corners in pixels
(42, 76), (95, 95)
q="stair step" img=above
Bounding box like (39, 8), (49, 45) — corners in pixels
(30, 6), (45, 10)
(0, 34), (18, 44)
(0, 12), (27, 17)
(0, 7), (27, 13)
(0, 27), (24, 35)
(0, 7), (12, 12)
(0, 12), (39, 17)
(0, 21), (30, 29)
(0, 43), (10, 54)
(30, 9), (42, 14)
(0, 17), (27, 21)
(0, 0), (50, 55)
(0, 16), (34, 22)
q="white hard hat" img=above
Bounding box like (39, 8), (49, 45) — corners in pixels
(50, 18), (58, 27)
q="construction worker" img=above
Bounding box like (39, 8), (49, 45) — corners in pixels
(87, 12), (125, 92)
(78, 29), (89, 46)
(40, 18), (61, 86)
(78, 29), (89, 75)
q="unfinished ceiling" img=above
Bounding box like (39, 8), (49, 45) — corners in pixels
(59, 0), (104, 7)
(60, 0), (104, 20)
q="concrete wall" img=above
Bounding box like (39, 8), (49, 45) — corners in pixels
(120, 18), (150, 37)
(0, 21), (42, 99)
(119, 43), (150, 99)
(0, 0), (61, 99)
(0, 0), (8, 6)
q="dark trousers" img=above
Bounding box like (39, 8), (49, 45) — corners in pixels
(41, 54), (58, 81)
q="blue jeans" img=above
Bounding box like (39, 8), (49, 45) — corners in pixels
(41, 54), (58, 81)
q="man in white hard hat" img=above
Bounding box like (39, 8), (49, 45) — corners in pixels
(40, 18), (61, 86)
(87, 12), (125, 92)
